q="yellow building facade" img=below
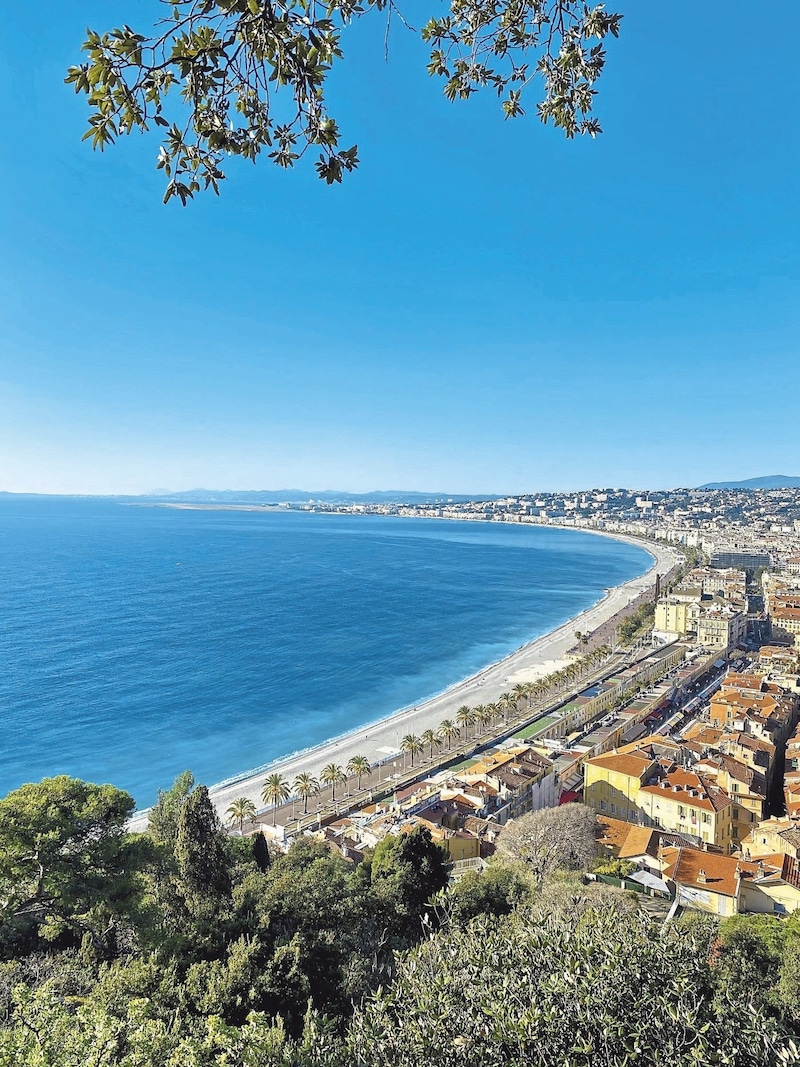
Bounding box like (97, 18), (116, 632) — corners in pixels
(583, 752), (657, 823)
(639, 770), (736, 852)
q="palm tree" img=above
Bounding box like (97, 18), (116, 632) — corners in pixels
(532, 680), (548, 704)
(400, 734), (424, 767)
(261, 773), (290, 826)
(346, 755), (371, 791)
(476, 704), (493, 734)
(499, 693), (515, 723)
(556, 668), (571, 693)
(321, 762), (345, 801)
(512, 683), (528, 708)
(456, 705), (475, 738)
(485, 702), (500, 727)
(293, 772), (320, 815)
(226, 796), (256, 835)
(439, 718), (459, 751)
(421, 728), (438, 759)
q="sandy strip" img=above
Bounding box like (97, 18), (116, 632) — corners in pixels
(128, 533), (679, 832)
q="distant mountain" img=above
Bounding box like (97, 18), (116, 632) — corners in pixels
(147, 488), (495, 505)
(698, 475), (800, 490)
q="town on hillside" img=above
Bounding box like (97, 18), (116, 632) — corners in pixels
(292, 484), (800, 570)
(237, 502), (800, 921)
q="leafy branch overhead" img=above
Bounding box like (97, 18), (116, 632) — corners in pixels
(65, 0), (621, 203)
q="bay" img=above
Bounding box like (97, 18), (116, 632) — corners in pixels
(0, 497), (651, 807)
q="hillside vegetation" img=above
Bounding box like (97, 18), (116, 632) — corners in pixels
(1, 774), (798, 1066)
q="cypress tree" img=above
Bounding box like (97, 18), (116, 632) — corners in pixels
(252, 830), (272, 872)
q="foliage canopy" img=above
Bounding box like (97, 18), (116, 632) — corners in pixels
(0, 776), (140, 957)
(5, 774), (800, 1066)
(65, 0), (622, 203)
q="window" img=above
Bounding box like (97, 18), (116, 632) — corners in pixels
(610, 803), (616, 815)
(620, 807), (627, 820)
(600, 800), (606, 812)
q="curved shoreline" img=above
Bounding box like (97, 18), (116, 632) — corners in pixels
(129, 528), (679, 828)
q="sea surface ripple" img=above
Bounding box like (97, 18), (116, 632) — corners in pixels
(0, 497), (651, 807)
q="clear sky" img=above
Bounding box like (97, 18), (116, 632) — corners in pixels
(1, 2), (798, 495)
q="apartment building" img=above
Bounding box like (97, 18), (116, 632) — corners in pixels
(770, 606), (800, 649)
(639, 768), (737, 852)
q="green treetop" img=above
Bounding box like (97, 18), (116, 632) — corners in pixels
(0, 775), (141, 957)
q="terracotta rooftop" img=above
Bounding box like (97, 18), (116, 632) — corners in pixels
(661, 846), (762, 898)
(683, 723), (724, 745)
(463, 815), (500, 839)
(595, 815), (632, 854)
(618, 825), (661, 859)
(711, 691), (778, 715)
(727, 734), (774, 755)
(775, 855), (800, 891)
(585, 751), (656, 780)
(597, 817), (691, 860)
(640, 768), (732, 813)
(778, 827), (800, 853)
(722, 672), (767, 692)
(618, 735), (682, 757)
(771, 606), (800, 620)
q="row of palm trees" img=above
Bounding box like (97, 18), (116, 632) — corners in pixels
(226, 644), (615, 832)
(396, 644), (614, 767)
(226, 754), (374, 830)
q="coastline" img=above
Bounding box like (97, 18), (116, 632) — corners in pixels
(128, 529), (679, 831)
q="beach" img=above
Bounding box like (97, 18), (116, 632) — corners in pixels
(128, 532), (679, 831)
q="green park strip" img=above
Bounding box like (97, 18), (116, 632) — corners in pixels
(442, 755), (481, 773)
(513, 717), (558, 740)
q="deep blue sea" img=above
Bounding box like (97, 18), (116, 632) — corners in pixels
(0, 497), (651, 807)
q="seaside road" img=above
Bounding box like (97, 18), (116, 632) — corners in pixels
(127, 536), (679, 835)
(228, 636), (658, 838)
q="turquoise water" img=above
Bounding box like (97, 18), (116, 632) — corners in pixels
(0, 498), (651, 807)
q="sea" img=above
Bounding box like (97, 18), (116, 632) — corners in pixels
(0, 497), (652, 808)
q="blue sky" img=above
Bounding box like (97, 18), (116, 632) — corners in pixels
(1, 1), (798, 494)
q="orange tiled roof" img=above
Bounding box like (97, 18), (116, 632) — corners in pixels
(618, 825), (659, 859)
(711, 691), (777, 715)
(771, 606), (800, 620)
(586, 752), (656, 780)
(617, 735), (682, 757)
(595, 815), (632, 853)
(722, 672), (767, 692)
(640, 768), (732, 813)
(779, 855), (800, 891)
(683, 723), (724, 745)
(661, 846), (761, 898)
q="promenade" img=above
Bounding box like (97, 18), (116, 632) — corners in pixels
(128, 536), (679, 833)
